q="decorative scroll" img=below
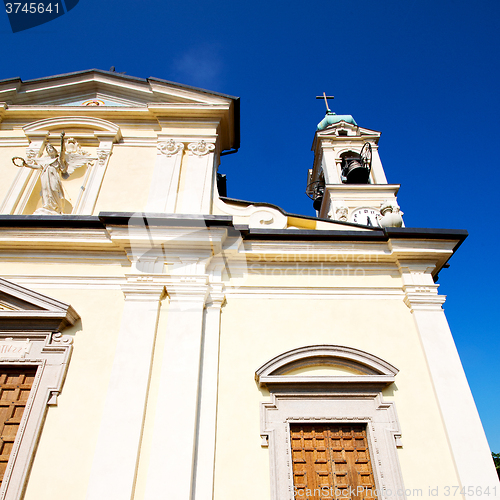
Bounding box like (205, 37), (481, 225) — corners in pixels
(187, 140), (215, 157)
(49, 332), (74, 346)
(157, 139), (184, 157)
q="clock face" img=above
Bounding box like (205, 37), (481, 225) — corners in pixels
(351, 208), (381, 227)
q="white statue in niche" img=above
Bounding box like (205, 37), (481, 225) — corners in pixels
(12, 132), (96, 215)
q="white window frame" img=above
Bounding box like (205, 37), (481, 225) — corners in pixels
(0, 278), (79, 500)
(256, 345), (406, 500)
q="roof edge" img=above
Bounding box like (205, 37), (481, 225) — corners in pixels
(0, 69), (241, 151)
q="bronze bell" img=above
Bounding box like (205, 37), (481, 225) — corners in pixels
(342, 157), (370, 184)
(306, 179), (325, 212)
(313, 196), (323, 211)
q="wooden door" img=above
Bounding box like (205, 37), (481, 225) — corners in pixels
(0, 366), (37, 487)
(290, 423), (378, 500)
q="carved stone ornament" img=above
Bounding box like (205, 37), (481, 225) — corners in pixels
(12, 133), (96, 215)
(157, 139), (184, 157)
(96, 149), (112, 167)
(49, 332), (74, 346)
(335, 204), (349, 222)
(25, 148), (39, 161)
(187, 140), (215, 157)
(379, 200), (404, 228)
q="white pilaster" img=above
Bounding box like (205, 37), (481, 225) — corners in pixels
(144, 278), (209, 500)
(370, 146), (387, 184)
(178, 141), (216, 215)
(0, 136), (46, 214)
(145, 139), (184, 213)
(400, 263), (499, 496)
(193, 285), (225, 500)
(321, 145), (341, 184)
(85, 280), (165, 500)
(75, 136), (114, 215)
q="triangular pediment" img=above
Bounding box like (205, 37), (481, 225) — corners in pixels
(0, 69), (237, 108)
(0, 278), (79, 332)
(316, 122), (381, 139)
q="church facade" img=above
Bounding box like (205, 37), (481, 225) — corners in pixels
(0, 70), (496, 500)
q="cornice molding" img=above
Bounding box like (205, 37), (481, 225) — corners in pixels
(0, 214), (466, 282)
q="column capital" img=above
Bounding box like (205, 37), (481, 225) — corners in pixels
(403, 292), (446, 312)
(397, 261), (437, 282)
(157, 138), (184, 157)
(397, 260), (446, 311)
(206, 283), (226, 309)
(187, 140), (215, 157)
(166, 276), (210, 306)
(96, 148), (112, 168)
(121, 275), (166, 301)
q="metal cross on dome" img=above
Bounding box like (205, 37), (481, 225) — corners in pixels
(316, 92), (335, 113)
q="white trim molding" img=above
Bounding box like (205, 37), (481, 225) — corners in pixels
(256, 345), (405, 500)
(256, 344), (398, 386)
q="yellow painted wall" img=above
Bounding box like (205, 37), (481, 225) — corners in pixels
(23, 287), (125, 500)
(92, 145), (157, 214)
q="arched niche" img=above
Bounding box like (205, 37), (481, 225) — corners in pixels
(2, 117), (121, 215)
(23, 116), (121, 142)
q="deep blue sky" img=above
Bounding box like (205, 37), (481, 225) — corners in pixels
(1, 0), (499, 451)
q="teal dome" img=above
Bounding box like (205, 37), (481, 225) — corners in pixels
(317, 111), (357, 131)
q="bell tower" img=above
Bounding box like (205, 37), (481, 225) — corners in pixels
(307, 95), (403, 227)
